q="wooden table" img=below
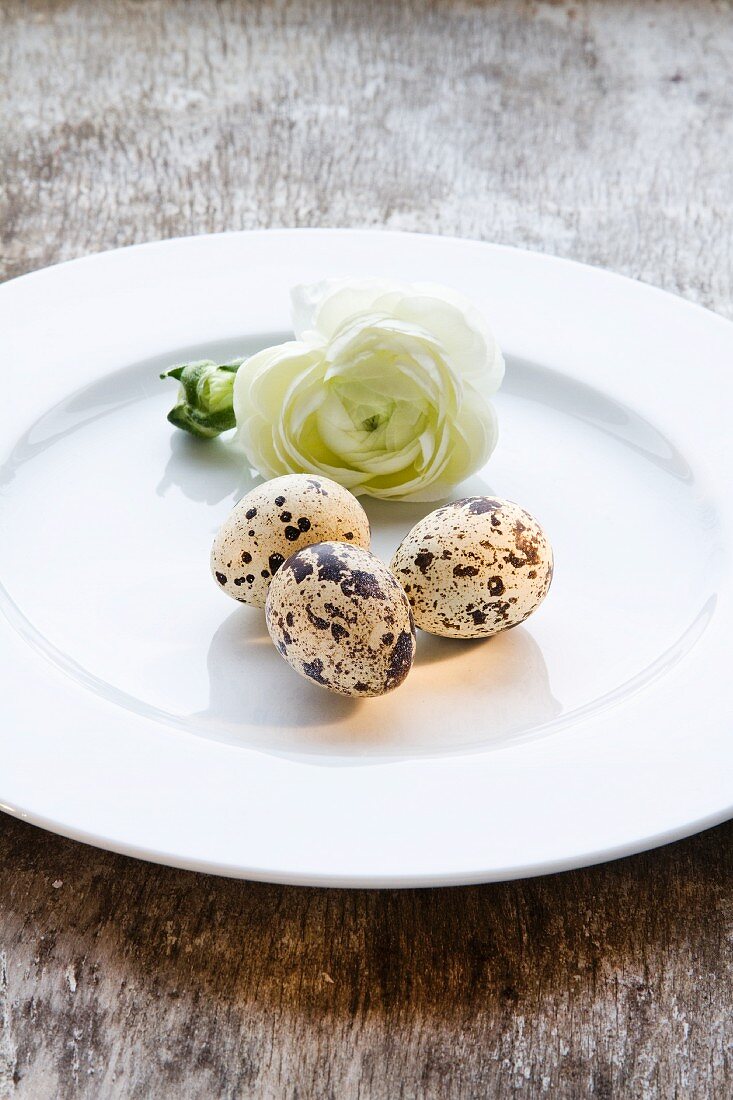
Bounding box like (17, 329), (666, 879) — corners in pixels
(1, 2), (732, 1095)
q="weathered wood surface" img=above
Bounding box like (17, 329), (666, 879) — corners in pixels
(1, 0), (732, 1096)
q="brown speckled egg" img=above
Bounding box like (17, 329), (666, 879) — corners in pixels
(391, 497), (553, 639)
(211, 475), (370, 608)
(266, 542), (416, 697)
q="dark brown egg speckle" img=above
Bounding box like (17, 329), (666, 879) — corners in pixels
(211, 475), (370, 608)
(266, 542), (416, 697)
(391, 497), (553, 639)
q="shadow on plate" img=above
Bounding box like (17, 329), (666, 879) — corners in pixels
(156, 432), (257, 506)
(188, 608), (562, 758)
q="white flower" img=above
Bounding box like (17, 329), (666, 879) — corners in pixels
(233, 278), (505, 501)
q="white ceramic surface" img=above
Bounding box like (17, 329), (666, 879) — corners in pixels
(0, 229), (731, 886)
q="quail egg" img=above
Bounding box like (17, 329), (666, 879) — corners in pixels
(266, 542), (416, 697)
(211, 475), (371, 608)
(391, 496), (553, 638)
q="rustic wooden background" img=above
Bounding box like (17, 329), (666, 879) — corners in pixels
(1, 1), (732, 1096)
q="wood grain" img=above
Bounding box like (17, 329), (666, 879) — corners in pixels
(0, 815), (731, 1098)
(1, 0), (732, 1096)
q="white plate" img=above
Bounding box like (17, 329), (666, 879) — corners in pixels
(1, 229), (731, 886)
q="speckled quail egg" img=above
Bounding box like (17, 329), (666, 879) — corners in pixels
(266, 542), (416, 697)
(211, 475), (371, 608)
(391, 497), (553, 639)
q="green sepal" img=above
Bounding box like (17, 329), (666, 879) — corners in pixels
(161, 357), (244, 439)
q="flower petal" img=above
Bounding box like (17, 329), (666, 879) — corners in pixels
(291, 278), (404, 341)
(235, 278), (504, 501)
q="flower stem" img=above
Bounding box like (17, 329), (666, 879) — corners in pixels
(161, 358), (243, 439)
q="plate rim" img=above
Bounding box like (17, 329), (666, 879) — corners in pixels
(1, 227), (732, 886)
